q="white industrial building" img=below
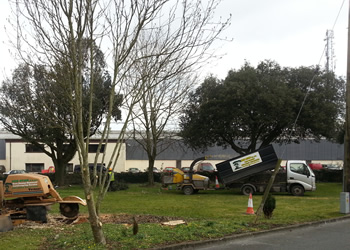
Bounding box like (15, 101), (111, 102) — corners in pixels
(0, 130), (344, 173)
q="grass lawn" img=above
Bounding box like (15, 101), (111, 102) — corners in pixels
(0, 182), (346, 249)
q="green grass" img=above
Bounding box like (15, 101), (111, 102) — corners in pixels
(0, 182), (346, 249)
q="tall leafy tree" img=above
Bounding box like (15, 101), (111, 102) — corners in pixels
(0, 41), (122, 186)
(0, 63), (76, 185)
(180, 60), (345, 154)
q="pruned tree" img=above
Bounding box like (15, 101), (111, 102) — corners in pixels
(8, 0), (230, 244)
(129, 2), (231, 185)
(180, 60), (345, 154)
(131, 73), (193, 185)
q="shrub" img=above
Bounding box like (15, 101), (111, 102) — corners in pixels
(113, 179), (129, 191)
(263, 194), (276, 219)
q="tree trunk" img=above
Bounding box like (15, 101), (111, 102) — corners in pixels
(52, 140), (76, 186)
(82, 162), (106, 244)
(86, 194), (105, 244)
(148, 158), (155, 186)
(54, 161), (66, 186)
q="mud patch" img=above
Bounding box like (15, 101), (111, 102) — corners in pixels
(15, 213), (184, 229)
(99, 213), (182, 224)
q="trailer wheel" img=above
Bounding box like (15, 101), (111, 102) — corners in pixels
(241, 185), (254, 196)
(290, 185), (304, 196)
(183, 186), (194, 195)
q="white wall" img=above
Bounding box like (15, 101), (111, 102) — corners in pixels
(6, 141), (54, 171)
(5, 141), (126, 172)
(3, 139), (344, 174)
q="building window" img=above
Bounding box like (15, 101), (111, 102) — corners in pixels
(66, 163), (73, 173)
(88, 144), (105, 153)
(26, 163), (44, 172)
(25, 144), (44, 153)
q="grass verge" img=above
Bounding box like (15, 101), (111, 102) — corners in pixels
(0, 182), (345, 249)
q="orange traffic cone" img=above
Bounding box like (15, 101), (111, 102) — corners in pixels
(246, 193), (255, 215)
(215, 176), (220, 189)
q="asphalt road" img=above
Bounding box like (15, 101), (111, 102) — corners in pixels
(179, 218), (350, 250)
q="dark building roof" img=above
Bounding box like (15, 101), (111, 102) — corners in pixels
(126, 139), (344, 161)
(273, 140), (343, 161)
(0, 136), (343, 162)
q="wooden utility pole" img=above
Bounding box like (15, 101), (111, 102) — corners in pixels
(344, 0), (350, 192)
(254, 160), (282, 223)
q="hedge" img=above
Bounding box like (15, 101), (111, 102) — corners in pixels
(44, 172), (162, 186)
(313, 169), (343, 182)
(0, 169), (344, 186)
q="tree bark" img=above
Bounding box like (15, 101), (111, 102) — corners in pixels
(82, 167), (106, 244)
(148, 158), (155, 186)
(54, 160), (66, 186)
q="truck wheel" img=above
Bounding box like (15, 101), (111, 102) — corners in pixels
(241, 185), (254, 196)
(183, 186), (194, 195)
(290, 185), (304, 196)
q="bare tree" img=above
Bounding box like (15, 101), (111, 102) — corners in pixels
(128, 1), (231, 185)
(131, 74), (192, 185)
(9, 0), (230, 244)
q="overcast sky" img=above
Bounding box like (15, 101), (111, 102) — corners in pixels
(206, 0), (348, 80)
(0, 0), (348, 82)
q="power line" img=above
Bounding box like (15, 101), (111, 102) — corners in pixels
(332, 0), (346, 30)
(280, 1), (346, 159)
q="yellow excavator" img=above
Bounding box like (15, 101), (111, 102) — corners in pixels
(0, 173), (86, 232)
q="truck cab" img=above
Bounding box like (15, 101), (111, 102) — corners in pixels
(238, 160), (316, 196)
(286, 160), (316, 196)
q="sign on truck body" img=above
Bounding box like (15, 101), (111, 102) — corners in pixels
(216, 145), (278, 185)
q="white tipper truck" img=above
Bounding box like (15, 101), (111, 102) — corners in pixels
(216, 145), (316, 196)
